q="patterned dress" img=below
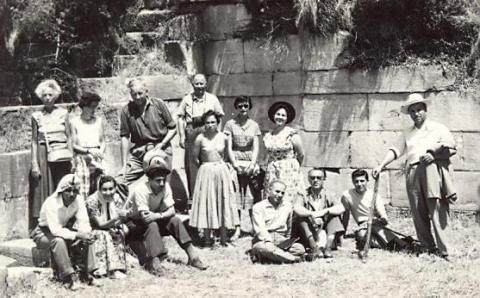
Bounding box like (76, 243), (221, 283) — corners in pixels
(190, 132), (240, 229)
(263, 127), (305, 204)
(86, 192), (128, 275)
(224, 117), (261, 210)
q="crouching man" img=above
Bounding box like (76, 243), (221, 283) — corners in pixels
(125, 155), (208, 276)
(293, 168), (345, 259)
(31, 174), (98, 291)
(332, 169), (396, 249)
(250, 180), (305, 264)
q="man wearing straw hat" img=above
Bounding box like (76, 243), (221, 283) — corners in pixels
(373, 93), (457, 261)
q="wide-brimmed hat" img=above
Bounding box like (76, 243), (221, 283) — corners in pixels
(401, 93), (430, 114)
(143, 149), (171, 175)
(268, 101), (296, 124)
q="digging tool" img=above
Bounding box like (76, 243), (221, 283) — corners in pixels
(358, 175), (380, 263)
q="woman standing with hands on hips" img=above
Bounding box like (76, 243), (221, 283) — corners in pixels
(263, 101), (306, 203)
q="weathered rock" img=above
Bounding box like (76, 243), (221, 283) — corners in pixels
(243, 39), (274, 73)
(124, 9), (174, 32)
(459, 133), (480, 171)
(122, 32), (166, 55)
(349, 131), (404, 169)
(5, 267), (52, 297)
(368, 93), (413, 131)
(273, 72), (303, 96)
(104, 142), (123, 176)
(0, 255), (18, 268)
(0, 266), (6, 297)
(112, 55), (138, 76)
(303, 94), (368, 131)
(302, 31), (350, 71)
(164, 41), (203, 76)
(305, 66), (455, 94)
(208, 73), (272, 97)
(202, 4), (252, 40)
(9, 151), (30, 198)
(166, 13), (203, 41)
(0, 197), (29, 241)
(274, 35), (302, 72)
(0, 239), (35, 266)
(301, 131), (350, 168)
(204, 39), (245, 74)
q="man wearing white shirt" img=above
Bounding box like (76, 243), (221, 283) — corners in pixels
(373, 93), (456, 260)
(31, 174), (97, 290)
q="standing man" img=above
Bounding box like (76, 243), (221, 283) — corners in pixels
(250, 180), (305, 264)
(373, 93), (456, 260)
(293, 168), (345, 259)
(176, 73), (224, 199)
(125, 155), (208, 276)
(120, 78), (177, 185)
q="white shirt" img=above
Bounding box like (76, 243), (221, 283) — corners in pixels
(390, 119), (455, 165)
(341, 188), (388, 225)
(38, 195), (91, 240)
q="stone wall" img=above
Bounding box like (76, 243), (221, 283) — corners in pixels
(201, 4), (480, 211)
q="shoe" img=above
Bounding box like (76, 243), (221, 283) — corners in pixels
(88, 277), (103, 287)
(188, 258), (209, 270)
(63, 274), (80, 291)
(111, 271), (127, 279)
(323, 248), (333, 259)
(146, 257), (165, 277)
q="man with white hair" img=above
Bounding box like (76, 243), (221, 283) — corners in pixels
(373, 93), (457, 260)
(120, 78), (177, 184)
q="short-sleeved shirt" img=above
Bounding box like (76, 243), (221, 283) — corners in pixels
(252, 199), (293, 242)
(130, 182), (175, 217)
(298, 187), (339, 211)
(120, 97), (176, 146)
(341, 188), (388, 225)
(389, 119), (455, 165)
(176, 92), (224, 123)
(223, 117), (261, 161)
(32, 107), (69, 144)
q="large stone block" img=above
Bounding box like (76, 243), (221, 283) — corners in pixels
(368, 93), (412, 131)
(0, 196), (29, 241)
(388, 170), (409, 208)
(460, 133), (480, 171)
(124, 9), (174, 32)
(0, 153), (12, 199)
(10, 151), (30, 198)
(0, 255), (18, 268)
(349, 131), (404, 169)
(166, 13), (203, 41)
(104, 142), (123, 176)
(208, 73), (273, 97)
(204, 39), (245, 74)
(202, 4), (252, 40)
(221, 96), (303, 131)
(302, 31), (350, 71)
(0, 239), (36, 266)
(425, 91), (480, 132)
(5, 267), (52, 297)
(243, 39), (274, 73)
(273, 72), (303, 96)
(274, 35), (302, 72)
(303, 94), (368, 131)
(301, 131), (350, 168)
(305, 66), (455, 94)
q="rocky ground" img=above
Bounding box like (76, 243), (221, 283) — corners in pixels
(4, 213), (480, 298)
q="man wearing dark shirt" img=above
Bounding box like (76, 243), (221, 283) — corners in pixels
(120, 78), (177, 184)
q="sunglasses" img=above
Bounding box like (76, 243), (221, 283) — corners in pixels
(237, 104), (250, 109)
(309, 176), (325, 180)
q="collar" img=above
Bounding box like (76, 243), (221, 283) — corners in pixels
(192, 92), (206, 102)
(307, 187), (325, 198)
(56, 194), (77, 208)
(410, 119), (432, 132)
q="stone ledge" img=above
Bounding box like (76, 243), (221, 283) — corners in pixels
(208, 73), (273, 97)
(305, 66), (455, 94)
(204, 39), (245, 75)
(5, 267), (52, 297)
(202, 4), (252, 40)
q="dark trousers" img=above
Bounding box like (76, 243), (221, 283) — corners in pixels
(33, 226), (96, 280)
(293, 216), (345, 250)
(126, 216), (192, 265)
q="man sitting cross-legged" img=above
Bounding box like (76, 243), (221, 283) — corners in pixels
(327, 169), (397, 250)
(125, 155), (208, 276)
(293, 168), (345, 259)
(250, 180), (305, 264)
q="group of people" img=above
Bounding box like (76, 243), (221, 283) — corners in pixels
(28, 74), (457, 290)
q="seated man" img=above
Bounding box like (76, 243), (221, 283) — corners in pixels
(30, 174), (98, 291)
(293, 168), (345, 259)
(250, 180), (305, 264)
(125, 155), (208, 276)
(326, 169), (395, 249)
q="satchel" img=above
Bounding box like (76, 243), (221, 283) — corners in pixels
(43, 124), (73, 163)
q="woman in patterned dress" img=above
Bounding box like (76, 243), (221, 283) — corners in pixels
(190, 110), (239, 246)
(86, 175), (128, 279)
(70, 92), (106, 200)
(30, 79), (72, 225)
(263, 101), (305, 204)
(224, 96), (261, 241)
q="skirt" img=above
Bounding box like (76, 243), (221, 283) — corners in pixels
(30, 144), (71, 219)
(190, 161), (240, 229)
(92, 229), (127, 275)
(264, 158), (306, 204)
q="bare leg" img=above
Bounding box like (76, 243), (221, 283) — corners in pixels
(219, 227), (228, 246)
(231, 211), (241, 242)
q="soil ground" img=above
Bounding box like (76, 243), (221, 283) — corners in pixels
(14, 214), (480, 297)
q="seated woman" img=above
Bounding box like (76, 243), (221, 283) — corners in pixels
(189, 110), (239, 246)
(86, 175), (129, 279)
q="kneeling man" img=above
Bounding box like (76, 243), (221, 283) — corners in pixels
(31, 174), (98, 290)
(126, 155), (207, 276)
(334, 169), (395, 249)
(250, 180), (305, 264)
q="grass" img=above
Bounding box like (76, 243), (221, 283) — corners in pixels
(15, 213), (480, 297)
